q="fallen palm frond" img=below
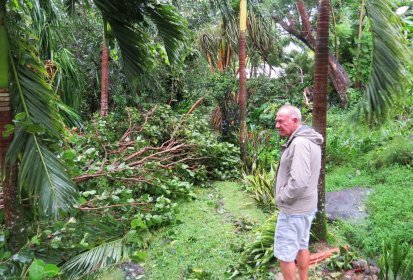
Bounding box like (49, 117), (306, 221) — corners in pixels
(61, 237), (128, 279)
(228, 213), (277, 278)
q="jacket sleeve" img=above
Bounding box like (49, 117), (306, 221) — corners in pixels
(279, 138), (312, 205)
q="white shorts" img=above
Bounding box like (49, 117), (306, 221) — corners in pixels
(273, 211), (316, 262)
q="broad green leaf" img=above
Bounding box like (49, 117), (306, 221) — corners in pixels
(130, 251), (147, 263)
(15, 112), (27, 121)
(44, 263), (59, 277)
(131, 217), (148, 230)
(29, 259), (45, 280)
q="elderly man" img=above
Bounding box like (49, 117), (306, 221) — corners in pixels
(274, 105), (323, 280)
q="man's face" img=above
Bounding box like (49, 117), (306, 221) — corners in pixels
(275, 111), (298, 137)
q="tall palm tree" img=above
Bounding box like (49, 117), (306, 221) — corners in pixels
(0, 1), (24, 250)
(311, 0), (411, 240)
(239, 0), (247, 164)
(100, 22), (109, 117)
(312, 0), (329, 241)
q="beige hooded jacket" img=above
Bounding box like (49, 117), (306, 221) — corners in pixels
(275, 125), (323, 215)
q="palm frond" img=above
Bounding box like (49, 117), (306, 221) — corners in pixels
(16, 64), (62, 137)
(25, 0), (59, 59)
(94, 0), (188, 84)
(93, 0), (153, 83)
(58, 102), (82, 128)
(360, 0), (412, 123)
(144, 2), (188, 64)
(7, 22), (78, 217)
(61, 238), (129, 279)
(198, 31), (220, 58)
(55, 48), (85, 112)
(64, 0), (80, 15)
(210, 0), (236, 24)
(17, 133), (78, 217)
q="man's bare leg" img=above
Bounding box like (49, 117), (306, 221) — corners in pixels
(279, 260), (296, 280)
(296, 249), (310, 280)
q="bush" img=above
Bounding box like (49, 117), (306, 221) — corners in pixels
(242, 166), (276, 211)
(363, 137), (413, 168)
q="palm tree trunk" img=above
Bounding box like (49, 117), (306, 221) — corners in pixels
(239, 0), (248, 164)
(0, 11), (25, 251)
(354, 0), (365, 89)
(312, 0), (329, 242)
(100, 32), (109, 117)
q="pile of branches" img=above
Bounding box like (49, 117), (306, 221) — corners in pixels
(70, 105), (239, 187)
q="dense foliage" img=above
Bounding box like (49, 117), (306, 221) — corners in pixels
(0, 106), (239, 278)
(0, 0), (412, 279)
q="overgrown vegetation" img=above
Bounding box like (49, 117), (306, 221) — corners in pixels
(0, 0), (412, 279)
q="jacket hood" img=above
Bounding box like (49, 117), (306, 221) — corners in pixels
(286, 125), (324, 146)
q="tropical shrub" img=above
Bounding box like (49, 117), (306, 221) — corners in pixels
(363, 136), (413, 168)
(324, 246), (358, 271)
(379, 240), (411, 280)
(243, 166), (276, 211)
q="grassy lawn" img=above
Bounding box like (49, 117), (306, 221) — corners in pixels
(327, 165), (413, 256)
(143, 182), (268, 279)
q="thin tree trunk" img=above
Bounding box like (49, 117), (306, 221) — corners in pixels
(217, 40), (225, 71)
(312, 0), (329, 242)
(207, 53), (214, 73)
(354, 0), (365, 89)
(239, 0), (248, 164)
(330, 4), (339, 59)
(100, 32), (109, 117)
(0, 13), (25, 251)
(225, 45), (231, 69)
(296, 0), (316, 47)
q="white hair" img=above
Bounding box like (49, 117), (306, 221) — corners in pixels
(278, 104), (302, 122)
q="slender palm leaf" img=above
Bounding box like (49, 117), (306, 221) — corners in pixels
(64, 0), (81, 15)
(54, 48), (84, 115)
(27, 0), (59, 59)
(361, 0), (412, 122)
(93, 0), (188, 84)
(61, 237), (129, 279)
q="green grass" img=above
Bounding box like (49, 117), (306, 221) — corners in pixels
(143, 182), (268, 279)
(326, 165), (376, 192)
(328, 165), (413, 256)
(215, 181), (268, 223)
